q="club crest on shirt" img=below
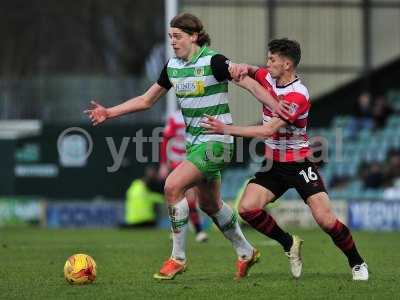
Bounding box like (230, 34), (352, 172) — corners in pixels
(195, 67), (204, 77)
(288, 102), (299, 115)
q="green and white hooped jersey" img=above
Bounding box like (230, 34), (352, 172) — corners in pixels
(167, 46), (234, 145)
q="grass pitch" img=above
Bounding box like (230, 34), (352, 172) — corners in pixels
(0, 227), (399, 299)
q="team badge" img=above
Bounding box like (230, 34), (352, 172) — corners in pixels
(288, 102), (299, 115)
(195, 67), (204, 77)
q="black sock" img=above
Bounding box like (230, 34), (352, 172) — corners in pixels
(326, 220), (364, 267)
(278, 232), (293, 252)
(240, 209), (293, 252)
(344, 245), (364, 267)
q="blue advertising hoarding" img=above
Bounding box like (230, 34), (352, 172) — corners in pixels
(349, 201), (400, 230)
(45, 201), (124, 228)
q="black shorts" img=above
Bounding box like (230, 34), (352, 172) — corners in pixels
(248, 159), (327, 202)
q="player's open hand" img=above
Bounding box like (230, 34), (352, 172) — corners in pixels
(200, 114), (226, 134)
(84, 100), (109, 126)
(274, 100), (291, 117)
(228, 63), (248, 81)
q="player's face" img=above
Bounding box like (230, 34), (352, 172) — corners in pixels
(266, 52), (291, 79)
(168, 27), (195, 60)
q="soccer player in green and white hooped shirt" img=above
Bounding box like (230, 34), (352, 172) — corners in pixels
(85, 13), (283, 280)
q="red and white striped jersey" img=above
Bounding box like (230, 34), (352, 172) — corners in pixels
(160, 110), (186, 169)
(254, 68), (311, 162)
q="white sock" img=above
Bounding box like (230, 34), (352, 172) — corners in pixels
(169, 198), (189, 261)
(211, 202), (253, 260)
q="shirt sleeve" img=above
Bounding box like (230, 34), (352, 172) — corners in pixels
(210, 54), (232, 82)
(254, 68), (268, 83)
(157, 63), (172, 90)
(277, 92), (310, 123)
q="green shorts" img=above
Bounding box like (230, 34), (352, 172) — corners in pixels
(186, 142), (233, 181)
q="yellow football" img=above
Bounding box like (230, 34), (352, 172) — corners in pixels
(64, 254), (97, 284)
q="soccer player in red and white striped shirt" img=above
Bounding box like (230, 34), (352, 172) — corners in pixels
(202, 38), (368, 281)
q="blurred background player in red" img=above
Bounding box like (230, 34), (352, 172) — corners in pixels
(159, 110), (208, 242)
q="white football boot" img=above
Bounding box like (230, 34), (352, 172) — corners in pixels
(285, 235), (304, 278)
(195, 231), (208, 243)
(352, 262), (369, 281)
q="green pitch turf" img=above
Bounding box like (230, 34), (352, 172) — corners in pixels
(0, 227), (398, 299)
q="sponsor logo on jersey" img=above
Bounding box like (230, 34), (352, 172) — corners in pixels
(175, 82), (196, 92)
(175, 80), (205, 97)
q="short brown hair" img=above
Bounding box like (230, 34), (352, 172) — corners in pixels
(268, 38), (301, 67)
(170, 13), (211, 46)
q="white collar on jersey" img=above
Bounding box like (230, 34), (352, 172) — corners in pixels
(269, 75), (300, 89)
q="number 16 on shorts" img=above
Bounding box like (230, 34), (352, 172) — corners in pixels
(299, 167), (318, 183)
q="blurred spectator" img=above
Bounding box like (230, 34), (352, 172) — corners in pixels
(121, 166), (164, 228)
(372, 95), (394, 129)
(329, 175), (351, 190)
(383, 149), (400, 187)
(358, 161), (370, 182)
(359, 161), (384, 189)
(347, 92), (373, 138)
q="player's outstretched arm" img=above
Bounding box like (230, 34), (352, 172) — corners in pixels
(201, 115), (286, 139)
(228, 63), (259, 80)
(84, 83), (167, 126)
(233, 76), (278, 111)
